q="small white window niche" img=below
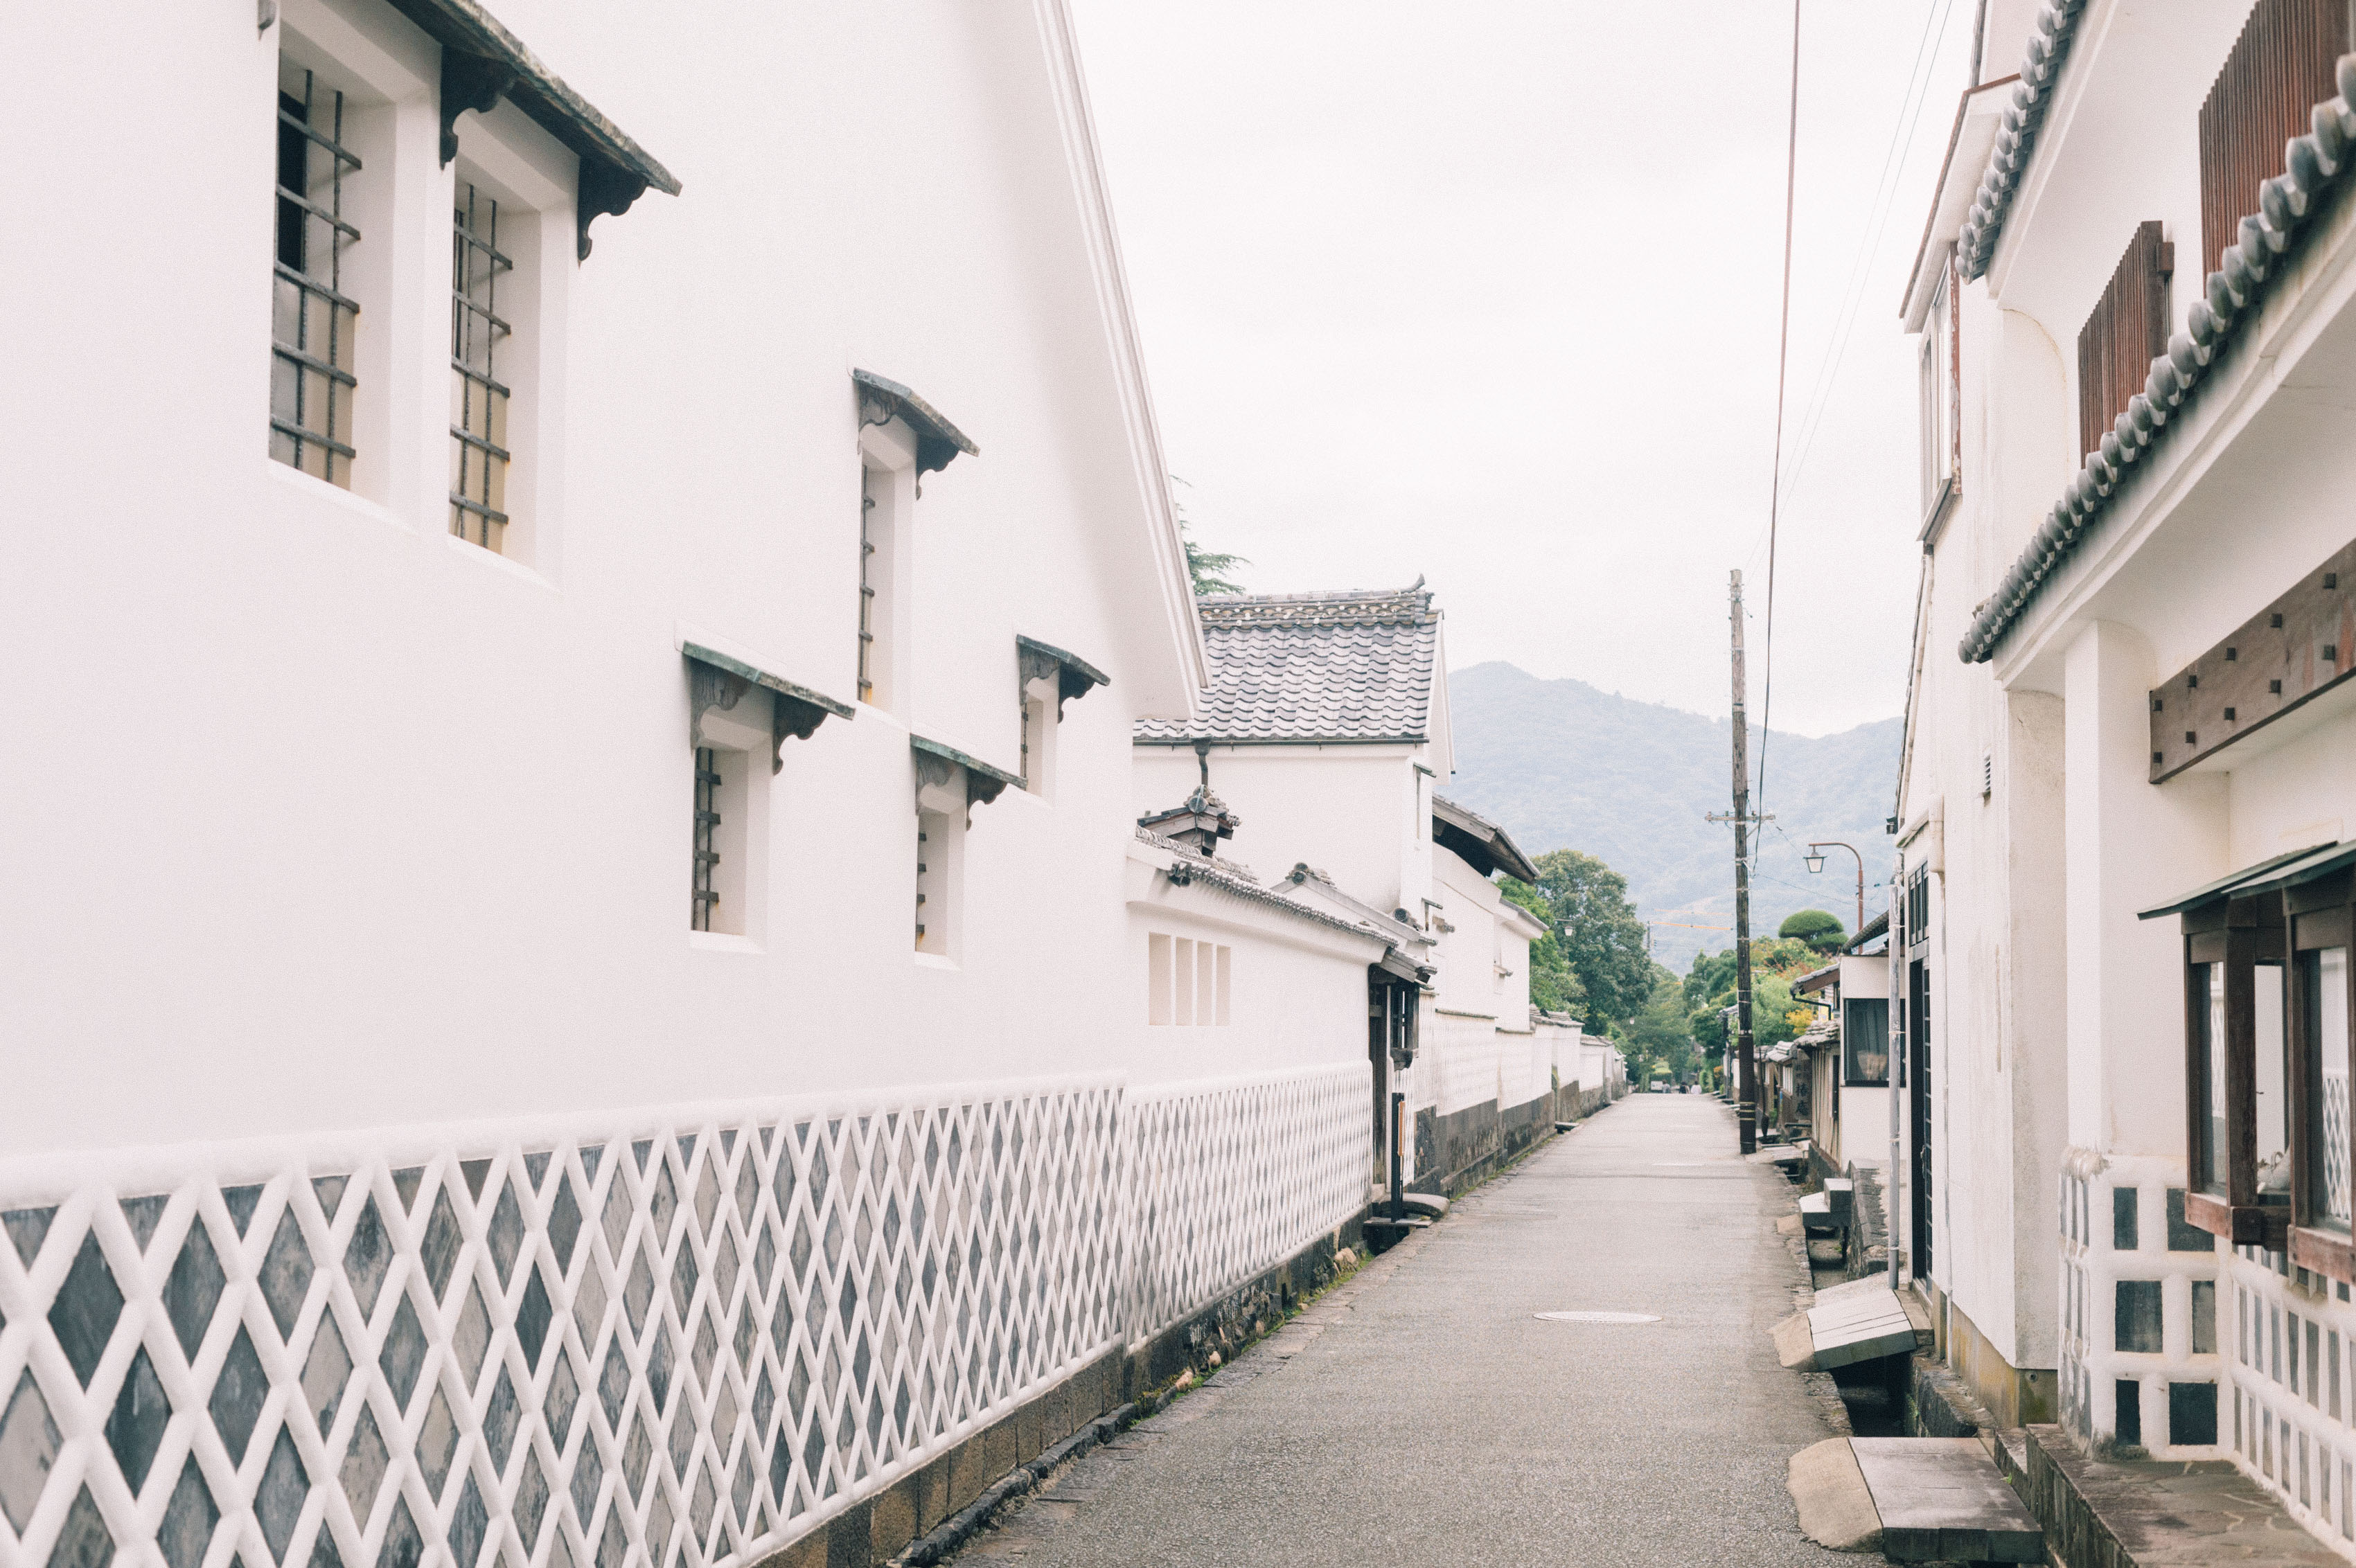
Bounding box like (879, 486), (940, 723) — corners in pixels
(443, 101), (578, 569)
(1015, 636), (1109, 799)
(911, 736), (1020, 965)
(683, 643), (852, 943)
(853, 371), (977, 714)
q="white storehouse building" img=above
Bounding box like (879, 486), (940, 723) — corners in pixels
(1133, 586), (1597, 1202)
(0, 6), (1403, 1568)
(1896, 0), (2356, 1551)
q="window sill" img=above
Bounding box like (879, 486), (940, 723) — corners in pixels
(913, 951), (959, 973)
(2182, 1189), (2289, 1248)
(2292, 1224), (2356, 1285)
(265, 458), (401, 533)
(688, 932), (762, 956)
(446, 532), (557, 594)
(1917, 474), (1958, 546)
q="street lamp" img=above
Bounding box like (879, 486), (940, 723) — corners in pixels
(1805, 841), (1865, 938)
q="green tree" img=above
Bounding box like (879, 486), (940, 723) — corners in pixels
(1623, 968), (1696, 1078)
(1171, 476), (1248, 596)
(1778, 908), (1846, 952)
(1683, 938), (1821, 1054)
(1503, 849), (1653, 1030)
(1752, 973), (1800, 1051)
(1500, 879), (1582, 1015)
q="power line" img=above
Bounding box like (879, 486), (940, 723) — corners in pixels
(1755, 0), (1804, 823)
(1774, 0), (1963, 513)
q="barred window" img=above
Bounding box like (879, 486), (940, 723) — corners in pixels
(860, 466), (883, 702)
(450, 182), (513, 551)
(271, 66), (360, 485)
(691, 747), (721, 932)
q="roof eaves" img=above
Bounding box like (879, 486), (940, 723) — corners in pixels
(2137, 841), (2345, 920)
(1954, 2), (2091, 285)
(1963, 53), (2356, 664)
(1135, 830), (1395, 948)
(1431, 794), (1541, 884)
(1902, 73), (2019, 329)
(383, 0), (680, 260)
(854, 370), (978, 476)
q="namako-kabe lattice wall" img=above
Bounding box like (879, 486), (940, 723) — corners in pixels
(0, 1063), (1368, 1568)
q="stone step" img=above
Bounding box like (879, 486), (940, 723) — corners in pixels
(1773, 1279), (1934, 1371)
(1851, 1437), (2045, 1562)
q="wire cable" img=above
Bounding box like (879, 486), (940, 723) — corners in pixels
(1773, 0), (1961, 513)
(1755, 0), (1804, 818)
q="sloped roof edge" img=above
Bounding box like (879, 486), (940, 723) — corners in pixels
(1431, 794), (1541, 884)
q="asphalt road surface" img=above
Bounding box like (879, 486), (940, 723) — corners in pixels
(951, 1093), (1881, 1567)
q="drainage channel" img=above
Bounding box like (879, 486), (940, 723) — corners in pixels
(1799, 1212), (1910, 1437)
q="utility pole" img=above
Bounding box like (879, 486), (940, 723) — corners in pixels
(1708, 576), (1771, 1148)
(1726, 571), (1757, 1155)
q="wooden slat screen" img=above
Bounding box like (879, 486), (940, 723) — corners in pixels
(2199, 0), (2348, 280)
(2078, 222), (2172, 461)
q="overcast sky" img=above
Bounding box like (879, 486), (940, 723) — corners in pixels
(1068, 0), (1982, 740)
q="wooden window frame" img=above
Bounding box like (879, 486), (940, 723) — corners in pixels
(1843, 996), (1890, 1088)
(2289, 871), (2356, 1283)
(2181, 893), (2291, 1248)
(1919, 258), (1960, 528)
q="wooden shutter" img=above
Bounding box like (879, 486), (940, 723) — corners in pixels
(2199, 0), (2348, 280)
(2078, 222), (2172, 461)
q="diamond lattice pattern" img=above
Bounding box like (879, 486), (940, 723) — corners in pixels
(0, 1065), (1367, 1568)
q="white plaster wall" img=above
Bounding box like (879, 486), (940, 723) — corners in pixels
(1130, 742), (1430, 919)
(0, 0), (1204, 1157)
(1120, 848), (1390, 1085)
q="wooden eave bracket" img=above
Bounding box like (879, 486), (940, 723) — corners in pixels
(1017, 634), (1110, 718)
(854, 370), (979, 477)
(683, 643), (852, 774)
(912, 735), (1020, 812)
(394, 0), (682, 262)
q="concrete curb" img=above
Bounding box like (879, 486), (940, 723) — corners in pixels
(894, 1399), (1151, 1566)
(1789, 1436), (1883, 1553)
(1773, 1310), (1819, 1372)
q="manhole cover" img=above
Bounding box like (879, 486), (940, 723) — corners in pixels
(1534, 1310), (1661, 1324)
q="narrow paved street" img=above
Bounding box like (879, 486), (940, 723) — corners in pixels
(954, 1095), (1876, 1567)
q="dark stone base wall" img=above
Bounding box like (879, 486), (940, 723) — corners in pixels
(1410, 1093), (1557, 1198)
(758, 1217), (1365, 1568)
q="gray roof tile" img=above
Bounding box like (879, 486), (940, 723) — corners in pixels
(1135, 584), (1437, 744)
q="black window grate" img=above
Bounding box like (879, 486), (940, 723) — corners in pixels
(691, 747), (720, 930)
(270, 71), (361, 485)
(914, 823), (930, 947)
(450, 183), (513, 551)
(858, 472), (878, 702)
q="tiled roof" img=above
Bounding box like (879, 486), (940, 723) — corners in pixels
(1134, 583), (1437, 744)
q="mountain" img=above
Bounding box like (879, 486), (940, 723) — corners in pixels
(1444, 662), (1904, 973)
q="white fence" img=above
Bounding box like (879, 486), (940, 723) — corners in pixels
(0, 1064), (1369, 1568)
